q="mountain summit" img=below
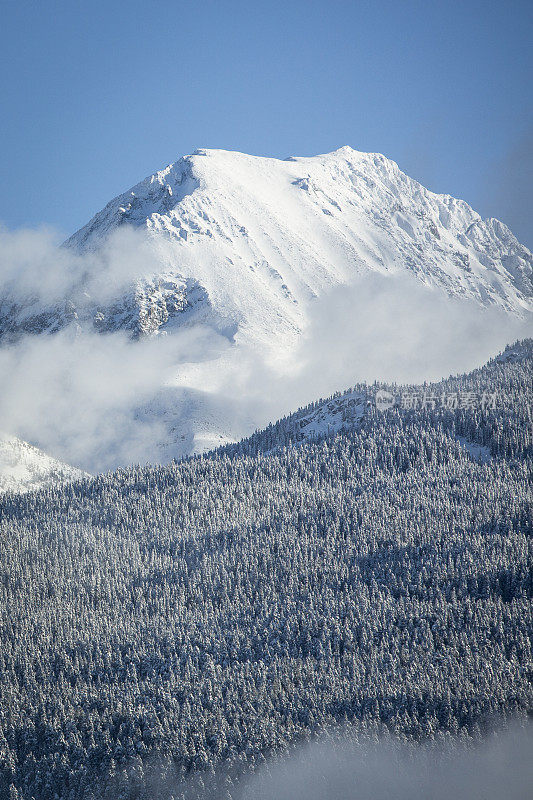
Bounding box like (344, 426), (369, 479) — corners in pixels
(2, 147), (531, 349)
(63, 146), (531, 347)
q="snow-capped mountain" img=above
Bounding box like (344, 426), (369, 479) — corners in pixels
(1, 147), (531, 470)
(2, 147), (531, 346)
(0, 433), (86, 493)
(69, 147), (531, 343)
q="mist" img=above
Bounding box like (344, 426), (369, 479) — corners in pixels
(0, 325), (230, 472)
(0, 223), (168, 306)
(237, 724), (533, 800)
(0, 225), (231, 471)
(195, 273), (532, 439)
(0, 224), (530, 473)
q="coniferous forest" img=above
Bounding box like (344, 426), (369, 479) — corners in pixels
(0, 341), (531, 799)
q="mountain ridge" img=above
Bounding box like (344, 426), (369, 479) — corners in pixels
(66, 146), (532, 338)
(4, 146), (530, 347)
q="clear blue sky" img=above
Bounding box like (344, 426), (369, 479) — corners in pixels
(1, 0), (531, 246)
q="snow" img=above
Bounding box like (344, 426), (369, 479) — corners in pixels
(64, 147), (533, 462)
(290, 389), (367, 441)
(2, 146), (532, 471)
(67, 147), (532, 356)
(0, 433), (86, 494)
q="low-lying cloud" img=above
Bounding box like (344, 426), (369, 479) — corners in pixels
(296, 274), (532, 386)
(0, 224), (531, 473)
(199, 274), (532, 435)
(0, 223), (166, 307)
(237, 724), (533, 800)
(0, 326), (229, 472)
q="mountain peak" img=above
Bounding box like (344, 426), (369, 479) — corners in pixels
(65, 145), (532, 320)
(328, 144), (358, 156)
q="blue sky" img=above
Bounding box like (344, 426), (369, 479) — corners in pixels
(0, 0), (531, 246)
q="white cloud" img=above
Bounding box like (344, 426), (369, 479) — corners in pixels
(0, 225), (530, 474)
(203, 273), (532, 433)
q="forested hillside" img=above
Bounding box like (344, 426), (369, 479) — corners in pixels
(0, 341), (531, 800)
(225, 339), (533, 458)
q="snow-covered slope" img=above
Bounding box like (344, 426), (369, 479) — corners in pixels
(67, 146), (532, 342)
(4, 147), (531, 346)
(0, 433), (86, 494)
